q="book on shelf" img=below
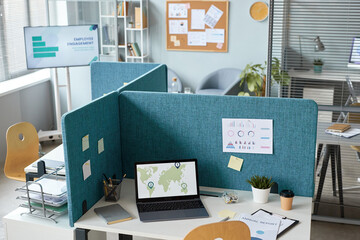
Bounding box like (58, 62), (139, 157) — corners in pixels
(131, 42), (141, 56)
(127, 43), (135, 56)
(94, 204), (132, 225)
(117, 1), (129, 16)
(326, 123), (351, 133)
(102, 25), (110, 45)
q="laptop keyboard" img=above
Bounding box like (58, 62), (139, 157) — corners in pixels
(137, 200), (204, 212)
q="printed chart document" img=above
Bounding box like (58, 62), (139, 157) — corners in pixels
(204, 5), (223, 28)
(191, 9), (205, 29)
(188, 32), (206, 46)
(236, 213), (280, 240)
(168, 3), (188, 18)
(206, 29), (225, 43)
(222, 118), (273, 154)
(169, 20), (188, 34)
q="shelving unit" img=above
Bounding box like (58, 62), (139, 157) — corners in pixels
(98, 0), (149, 63)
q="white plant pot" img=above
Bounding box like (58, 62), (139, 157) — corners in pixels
(251, 186), (271, 203)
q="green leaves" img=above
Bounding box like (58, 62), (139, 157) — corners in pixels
(271, 57), (290, 86)
(239, 63), (265, 96)
(246, 175), (274, 189)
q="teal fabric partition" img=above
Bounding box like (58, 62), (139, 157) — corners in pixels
(62, 63), (168, 226)
(91, 62), (162, 99)
(119, 92), (318, 197)
(62, 92), (121, 227)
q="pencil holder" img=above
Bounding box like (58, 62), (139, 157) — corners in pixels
(103, 179), (122, 202)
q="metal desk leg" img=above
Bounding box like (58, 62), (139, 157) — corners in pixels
(316, 143), (323, 170)
(335, 145), (344, 218)
(75, 228), (89, 240)
(119, 234), (133, 240)
(330, 146), (337, 197)
(314, 145), (331, 215)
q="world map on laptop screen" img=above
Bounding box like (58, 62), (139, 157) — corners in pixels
(136, 161), (198, 199)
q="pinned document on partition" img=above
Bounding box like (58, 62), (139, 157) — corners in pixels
(83, 160), (91, 181)
(98, 138), (104, 154)
(222, 118), (273, 154)
(228, 156), (244, 171)
(82, 134), (89, 151)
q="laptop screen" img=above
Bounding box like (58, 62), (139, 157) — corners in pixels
(135, 159), (199, 200)
(349, 37), (360, 64)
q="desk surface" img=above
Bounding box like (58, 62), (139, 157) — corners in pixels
(288, 69), (360, 82)
(75, 179), (312, 240)
(317, 122), (360, 145)
(24, 144), (66, 175)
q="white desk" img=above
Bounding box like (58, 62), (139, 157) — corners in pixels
(75, 179), (312, 240)
(25, 144), (66, 176)
(288, 69), (360, 82)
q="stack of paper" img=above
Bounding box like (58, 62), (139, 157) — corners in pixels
(325, 128), (360, 138)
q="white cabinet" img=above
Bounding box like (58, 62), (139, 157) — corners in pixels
(98, 0), (149, 63)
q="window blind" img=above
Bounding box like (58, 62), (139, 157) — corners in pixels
(0, 0), (47, 82)
(269, 0), (360, 220)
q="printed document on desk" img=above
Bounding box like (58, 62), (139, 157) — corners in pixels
(236, 213), (280, 240)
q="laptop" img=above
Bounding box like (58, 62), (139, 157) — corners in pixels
(135, 159), (209, 222)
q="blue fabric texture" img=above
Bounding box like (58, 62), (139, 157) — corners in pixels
(119, 92), (318, 198)
(63, 63), (167, 226)
(91, 62), (161, 100)
(62, 92), (121, 227)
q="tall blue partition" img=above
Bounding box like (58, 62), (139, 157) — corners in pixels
(62, 92), (121, 227)
(91, 62), (163, 99)
(119, 92), (318, 197)
(62, 63), (168, 226)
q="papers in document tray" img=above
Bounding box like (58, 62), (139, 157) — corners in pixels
(325, 128), (360, 138)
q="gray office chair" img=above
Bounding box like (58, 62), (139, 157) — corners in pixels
(167, 68), (183, 93)
(195, 68), (242, 95)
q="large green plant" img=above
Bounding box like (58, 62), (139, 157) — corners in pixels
(238, 58), (290, 96)
(238, 63), (265, 97)
(246, 175), (274, 189)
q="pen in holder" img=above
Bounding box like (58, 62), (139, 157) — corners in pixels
(103, 179), (122, 202)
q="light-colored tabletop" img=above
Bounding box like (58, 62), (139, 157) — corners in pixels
(24, 144), (66, 175)
(288, 69), (360, 82)
(75, 179), (312, 240)
(317, 122), (360, 145)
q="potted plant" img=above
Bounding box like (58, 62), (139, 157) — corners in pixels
(246, 175), (274, 203)
(313, 58), (323, 73)
(238, 63), (265, 97)
(271, 57), (290, 97)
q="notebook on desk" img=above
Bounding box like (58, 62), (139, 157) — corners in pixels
(134, 159), (209, 222)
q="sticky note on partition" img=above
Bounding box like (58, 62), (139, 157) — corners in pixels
(82, 160), (91, 181)
(82, 134), (89, 151)
(228, 155), (244, 171)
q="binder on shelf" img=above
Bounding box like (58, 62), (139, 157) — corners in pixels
(127, 43), (135, 56)
(118, 1), (129, 16)
(135, 7), (147, 29)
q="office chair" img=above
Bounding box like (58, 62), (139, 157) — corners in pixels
(196, 68), (243, 95)
(4, 122), (40, 181)
(183, 221), (251, 240)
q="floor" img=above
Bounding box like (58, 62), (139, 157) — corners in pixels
(0, 141), (359, 239)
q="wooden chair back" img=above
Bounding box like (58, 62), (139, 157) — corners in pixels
(184, 221), (251, 240)
(4, 122), (39, 181)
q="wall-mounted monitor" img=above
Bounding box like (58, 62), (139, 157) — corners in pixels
(349, 37), (360, 64)
(24, 25), (99, 69)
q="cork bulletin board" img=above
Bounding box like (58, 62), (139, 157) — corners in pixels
(166, 0), (229, 52)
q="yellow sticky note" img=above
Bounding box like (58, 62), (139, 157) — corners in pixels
(218, 209), (236, 219)
(174, 40), (181, 47)
(98, 138), (104, 154)
(228, 156), (244, 171)
(82, 134), (89, 152)
(170, 35), (177, 42)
